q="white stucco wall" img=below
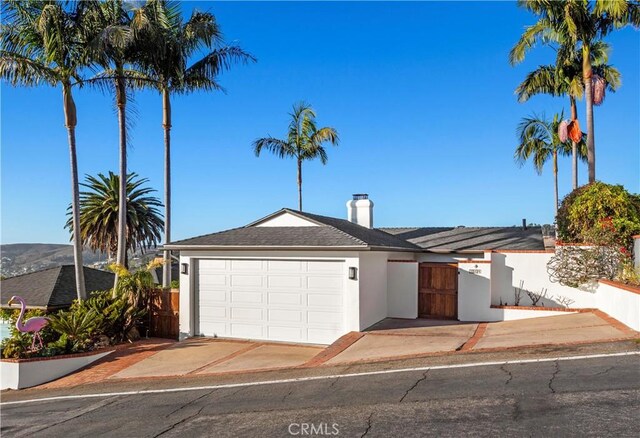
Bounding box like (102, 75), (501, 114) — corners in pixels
(387, 260), (418, 319)
(597, 281), (640, 331)
(489, 251), (598, 308)
(458, 261), (496, 321)
(358, 252), (389, 330)
(254, 212), (319, 227)
(1, 351), (112, 390)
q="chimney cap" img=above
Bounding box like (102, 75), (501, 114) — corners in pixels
(352, 194), (369, 200)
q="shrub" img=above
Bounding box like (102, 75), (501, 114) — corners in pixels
(556, 182), (640, 249)
(170, 280), (180, 289)
(550, 182), (640, 287)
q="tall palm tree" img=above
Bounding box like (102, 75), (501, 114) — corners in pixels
(515, 112), (585, 218)
(514, 41), (620, 189)
(82, 0), (151, 285)
(65, 172), (164, 268)
(511, 0), (639, 183)
(253, 102), (339, 212)
(0, 0), (89, 300)
(136, 0), (255, 288)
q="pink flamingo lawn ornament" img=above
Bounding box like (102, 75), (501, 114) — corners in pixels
(7, 296), (49, 350)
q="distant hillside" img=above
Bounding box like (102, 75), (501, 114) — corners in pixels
(1, 243), (162, 278)
(0, 244), (110, 278)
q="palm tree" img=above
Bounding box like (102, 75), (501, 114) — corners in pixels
(253, 102), (339, 211)
(135, 0), (255, 288)
(82, 0), (154, 285)
(65, 172), (164, 268)
(515, 112), (585, 218)
(514, 41), (620, 189)
(511, 0), (639, 183)
(0, 0), (90, 300)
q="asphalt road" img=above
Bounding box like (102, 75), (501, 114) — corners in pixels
(1, 353), (639, 437)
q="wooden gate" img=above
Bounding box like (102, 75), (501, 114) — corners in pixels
(418, 263), (458, 319)
(149, 289), (180, 339)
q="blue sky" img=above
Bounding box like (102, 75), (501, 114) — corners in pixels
(1, 1), (639, 244)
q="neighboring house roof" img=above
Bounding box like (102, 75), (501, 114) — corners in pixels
(166, 208), (422, 252)
(1, 265), (115, 310)
(379, 226), (545, 252)
(151, 263), (179, 285)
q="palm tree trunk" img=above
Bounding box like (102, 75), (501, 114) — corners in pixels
(63, 83), (86, 301)
(162, 87), (172, 289)
(297, 159), (302, 211)
(553, 149), (559, 220)
(570, 96), (578, 190)
(583, 45), (595, 183)
(114, 75), (128, 289)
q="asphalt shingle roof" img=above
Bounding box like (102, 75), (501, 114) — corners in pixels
(166, 209), (543, 252)
(167, 209), (421, 251)
(379, 226), (545, 251)
(1, 265), (115, 309)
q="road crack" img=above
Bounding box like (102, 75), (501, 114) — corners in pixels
(155, 405), (206, 437)
(165, 389), (216, 418)
(399, 370), (429, 403)
(361, 412), (374, 438)
(548, 360), (560, 394)
(594, 366), (614, 376)
(500, 363), (513, 385)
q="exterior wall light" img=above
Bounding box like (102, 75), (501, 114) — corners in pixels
(348, 267), (358, 280)
(181, 263), (189, 275)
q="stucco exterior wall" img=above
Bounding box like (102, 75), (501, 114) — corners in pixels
(417, 252), (485, 263)
(358, 252), (389, 330)
(387, 260), (418, 319)
(597, 281), (640, 331)
(489, 251), (598, 308)
(458, 260), (496, 321)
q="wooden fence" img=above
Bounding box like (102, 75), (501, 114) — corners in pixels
(148, 289), (179, 340)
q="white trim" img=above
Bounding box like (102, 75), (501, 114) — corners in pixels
(2, 351), (637, 406)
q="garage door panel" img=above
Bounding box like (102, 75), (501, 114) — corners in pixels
(199, 259), (227, 271)
(268, 326), (303, 342)
(196, 259), (345, 344)
(268, 275), (303, 289)
(231, 323), (263, 338)
(267, 260), (303, 271)
(198, 273), (227, 286)
(307, 261), (342, 274)
(268, 292), (302, 306)
(198, 320), (226, 336)
(231, 275), (263, 287)
(231, 260), (264, 271)
(268, 309), (303, 323)
(200, 306), (226, 318)
(200, 291), (227, 302)
(231, 307), (263, 320)
(308, 293), (342, 308)
(307, 276), (343, 290)
(308, 310), (342, 325)
(231, 290), (262, 304)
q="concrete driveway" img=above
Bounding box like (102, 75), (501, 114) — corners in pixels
(34, 311), (637, 389)
(110, 338), (323, 379)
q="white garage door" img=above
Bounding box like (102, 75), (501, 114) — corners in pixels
(196, 259), (345, 345)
